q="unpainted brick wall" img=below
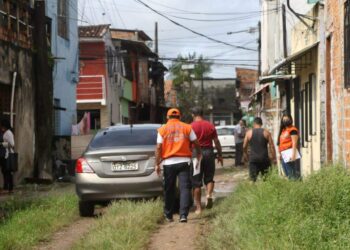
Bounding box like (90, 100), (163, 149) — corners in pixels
(326, 0), (350, 165)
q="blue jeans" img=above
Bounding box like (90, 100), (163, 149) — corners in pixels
(281, 160), (300, 180)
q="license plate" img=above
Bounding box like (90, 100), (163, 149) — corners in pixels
(111, 162), (139, 172)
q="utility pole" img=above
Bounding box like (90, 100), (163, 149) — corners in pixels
(258, 21), (261, 77)
(33, 0), (53, 179)
(282, 4), (288, 58)
(201, 70), (204, 110)
(155, 22), (158, 55)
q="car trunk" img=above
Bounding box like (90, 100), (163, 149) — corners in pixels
(84, 146), (155, 178)
(218, 135), (235, 147)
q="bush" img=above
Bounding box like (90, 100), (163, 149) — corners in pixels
(206, 166), (350, 250)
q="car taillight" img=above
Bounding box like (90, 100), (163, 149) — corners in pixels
(76, 158), (95, 173)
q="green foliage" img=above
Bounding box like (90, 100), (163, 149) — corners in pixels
(170, 53), (212, 122)
(0, 193), (78, 250)
(206, 166), (350, 250)
(74, 199), (163, 250)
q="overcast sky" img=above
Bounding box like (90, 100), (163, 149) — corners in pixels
(78, 0), (261, 78)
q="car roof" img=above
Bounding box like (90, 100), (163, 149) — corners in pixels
(102, 124), (161, 132)
(216, 125), (236, 129)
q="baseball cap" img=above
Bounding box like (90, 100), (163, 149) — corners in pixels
(167, 108), (181, 117)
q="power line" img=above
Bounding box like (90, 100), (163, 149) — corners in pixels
(143, 0), (275, 16)
(133, 0), (257, 52)
(111, 0), (127, 28)
(166, 9), (279, 22)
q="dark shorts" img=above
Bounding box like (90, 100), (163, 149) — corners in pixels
(249, 161), (271, 182)
(191, 148), (216, 188)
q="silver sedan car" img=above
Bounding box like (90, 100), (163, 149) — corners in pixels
(75, 124), (162, 216)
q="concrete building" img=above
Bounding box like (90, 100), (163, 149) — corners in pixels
(77, 25), (121, 129)
(164, 80), (177, 107)
(235, 68), (258, 112)
(192, 78), (240, 125)
(257, 0), (324, 176)
(0, 0), (35, 182)
(46, 0), (79, 136)
(111, 29), (166, 124)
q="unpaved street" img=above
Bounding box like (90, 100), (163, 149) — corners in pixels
(148, 159), (248, 250)
(32, 159), (247, 250)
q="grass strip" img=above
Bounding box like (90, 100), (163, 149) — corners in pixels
(206, 166), (350, 250)
(0, 192), (78, 250)
(74, 199), (163, 250)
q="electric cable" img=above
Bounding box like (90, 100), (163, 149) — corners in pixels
(133, 0), (257, 51)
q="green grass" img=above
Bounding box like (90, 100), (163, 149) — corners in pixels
(74, 199), (163, 250)
(206, 166), (350, 250)
(0, 192), (78, 250)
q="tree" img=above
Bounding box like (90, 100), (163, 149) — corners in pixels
(169, 53), (212, 122)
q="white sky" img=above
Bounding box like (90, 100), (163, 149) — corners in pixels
(78, 0), (261, 78)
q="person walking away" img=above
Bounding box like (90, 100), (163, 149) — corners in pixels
(0, 119), (15, 193)
(234, 120), (246, 166)
(278, 114), (300, 179)
(191, 108), (223, 214)
(243, 117), (276, 182)
(155, 108), (202, 223)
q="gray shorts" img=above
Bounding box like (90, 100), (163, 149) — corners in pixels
(191, 148), (216, 188)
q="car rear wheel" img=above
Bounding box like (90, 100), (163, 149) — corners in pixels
(79, 200), (95, 217)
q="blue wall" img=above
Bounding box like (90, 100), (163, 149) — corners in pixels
(46, 0), (79, 136)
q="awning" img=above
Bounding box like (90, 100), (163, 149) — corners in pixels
(250, 83), (269, 98)
(259, 74), (295, 84)
(268, 41), (319, 75)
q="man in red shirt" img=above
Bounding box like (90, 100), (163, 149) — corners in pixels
(191, 107), (223, 214)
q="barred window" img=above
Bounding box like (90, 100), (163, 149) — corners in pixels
(345, 1), (350, 88)
(58, 0), (69, 39)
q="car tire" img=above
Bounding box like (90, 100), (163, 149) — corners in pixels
(79, 201), (94, 217)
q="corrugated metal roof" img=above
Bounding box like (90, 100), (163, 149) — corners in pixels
(79, 25), (110, 38)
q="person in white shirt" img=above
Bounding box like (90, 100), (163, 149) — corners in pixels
(0, 119), (15, 193)
(155, 108), (202, 223)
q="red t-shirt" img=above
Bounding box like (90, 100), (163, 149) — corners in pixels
(191, 120), (218, 148)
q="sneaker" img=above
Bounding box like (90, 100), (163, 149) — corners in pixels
(179, 215), (187, 223)
(206, 197), (213, 209)
(164, 214), (173, 222)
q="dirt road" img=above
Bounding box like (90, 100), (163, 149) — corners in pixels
(148, 159), (248, 250)
(33, 159), (247, 250)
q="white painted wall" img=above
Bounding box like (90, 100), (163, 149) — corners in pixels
(260, 0), (315, 75)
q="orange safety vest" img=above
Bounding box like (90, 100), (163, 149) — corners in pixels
(279, 126), (298, 152)
(158, 119), (192, 159)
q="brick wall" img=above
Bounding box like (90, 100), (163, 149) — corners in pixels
(235, 68), (258, 104)
(326, 0), (350, 165)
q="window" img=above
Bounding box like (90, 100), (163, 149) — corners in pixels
(54, 99), (61, 135)
(345, 0), (350, 87)
(299, 74), (317, 147)
(217, 128), (235, 136)
(58, 0), (69, 39)
(304, 84), (309, 142)
(0, 84), (11, 115)
(309, 74), (317, 135)
(77, 109), (100, 130)
(299, 90), (307, 148)
(89, 128), (158, 149)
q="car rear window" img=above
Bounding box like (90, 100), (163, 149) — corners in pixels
(217, 128), (235, 136)
(89, 128), (158, 149)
